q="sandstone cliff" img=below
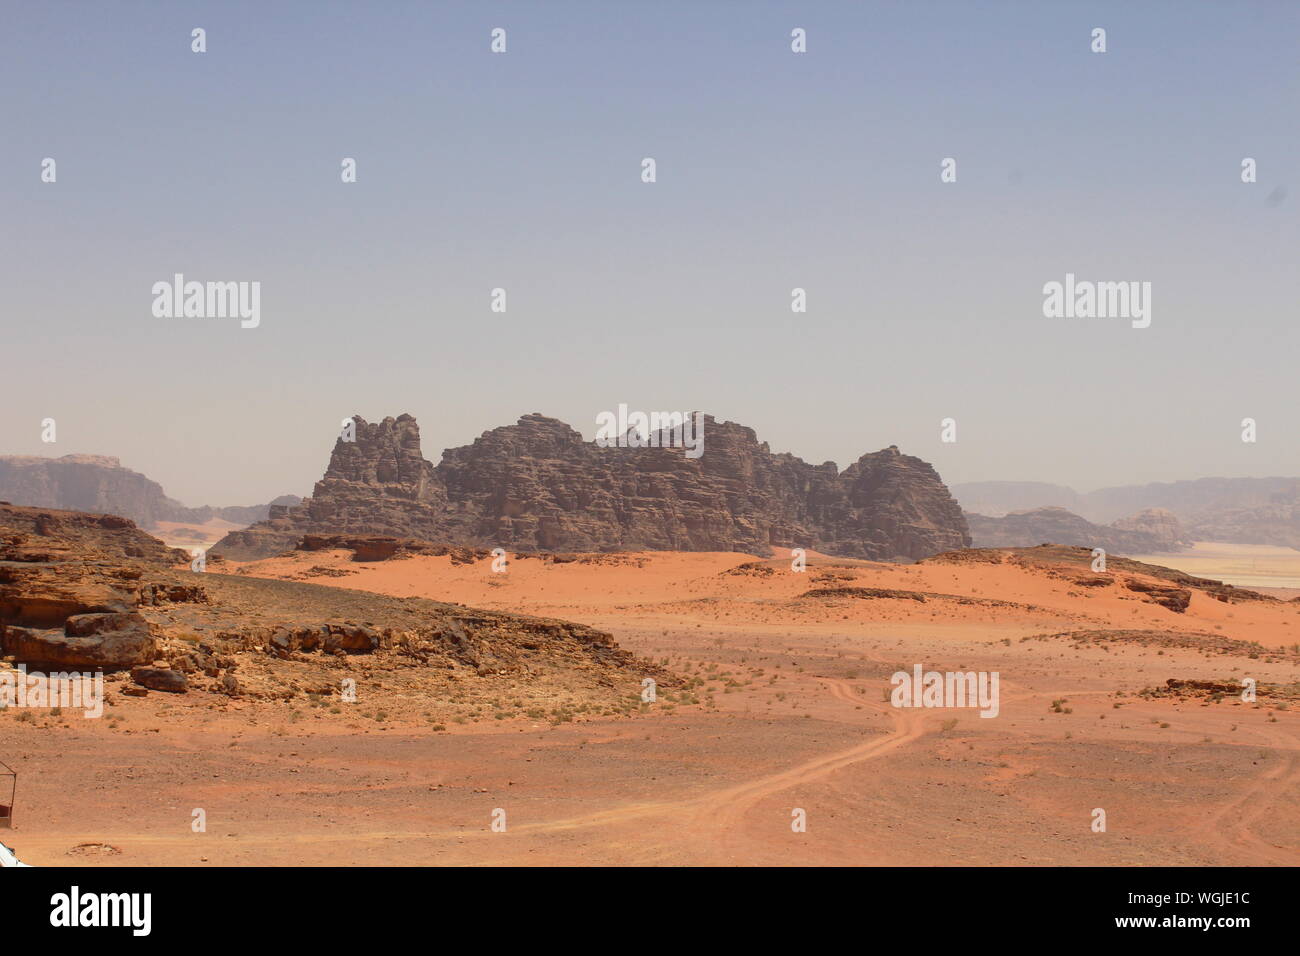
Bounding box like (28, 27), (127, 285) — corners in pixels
(213, 413), (971, 561)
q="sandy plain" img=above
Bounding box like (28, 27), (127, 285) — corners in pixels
(5, 546), (1297, 866)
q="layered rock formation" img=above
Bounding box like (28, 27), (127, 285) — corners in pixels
(0, 504), (194, 671)
(0, 454), (298, 530)
(214, 413), (971, 561)
(965, 506), (1188, 554)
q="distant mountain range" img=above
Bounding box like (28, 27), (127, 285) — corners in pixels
(965, 507), (1188, 554)
(953, 478), (1300, 550)
(5, 449), (1296, 558)
(0, 454), (299, 531)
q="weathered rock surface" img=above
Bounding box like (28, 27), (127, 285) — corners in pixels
(214, 413), (970, 561)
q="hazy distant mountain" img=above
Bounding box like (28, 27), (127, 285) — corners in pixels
(956, 477), (1300, 522)
(955, 477), (1300, 549)
(950, 481), (1081, 517)
(1080, 477), (1300, 524)
(0, 454), (299, 530)
(1186, 501), (1300, 550)
(965, 506), (1187, 554)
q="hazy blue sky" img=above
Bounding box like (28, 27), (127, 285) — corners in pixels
(2, 1), (1297, 506)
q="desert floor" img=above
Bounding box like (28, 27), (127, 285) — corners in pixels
(6, 547), (1297, 866)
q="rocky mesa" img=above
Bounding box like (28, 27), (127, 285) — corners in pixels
(213, 413), (971, 562)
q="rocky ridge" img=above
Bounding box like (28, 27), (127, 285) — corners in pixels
(214, 413), (971, 561)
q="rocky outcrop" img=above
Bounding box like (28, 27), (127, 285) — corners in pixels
(0, 501), (670, 705)
(1123, 578), (1192, 612)
(3, 618), (157, 670)
(130, 667), (188, 693)
(965, 506), (1187, 554)
(213, 414), (447, 558)
(0, 454), (298, 530)
(0, 503), (186, 567)
(0, 504), (190, 670)
(213, 413), (971, 561)
(298, 535), (488, 564)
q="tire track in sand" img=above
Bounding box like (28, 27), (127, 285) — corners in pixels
(23, 677), (926, 864)
(1195, 725), (1299, 866)
(688, 677), (926, 859)
(505, 676), (925, 842)
(438, 673), (922, 859)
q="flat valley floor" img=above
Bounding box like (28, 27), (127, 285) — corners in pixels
(7, 548), (1298, 866)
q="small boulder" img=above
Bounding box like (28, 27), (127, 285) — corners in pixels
(131, 667), (188, 693)
(323, 624), (380, 654)
(3, 621), (156, 671)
